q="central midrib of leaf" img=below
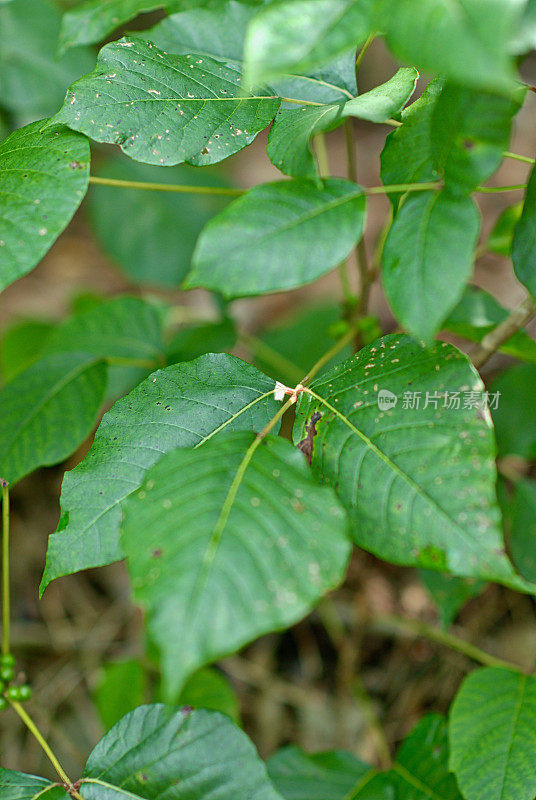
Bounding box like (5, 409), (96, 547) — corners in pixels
(305, 385), (494, 562)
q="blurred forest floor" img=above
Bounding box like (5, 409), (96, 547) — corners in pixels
(1, 39), (536, 777)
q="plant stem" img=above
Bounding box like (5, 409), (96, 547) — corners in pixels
(8, 700), (84, 798)
(344, 119), (371, 315)
(471, 296), (536, 369)
(504, 150), (535, 165)
(366, 181), (441, 194)
(279, 96), (324, 107)
(89, 176), (243, 196)
(1, 480), (9, 656)
(355, 32), (376, 74)
(301, 325), (357, 384)
(476, 183), (526, 193)
(239, 332), (303, 385)
(370, 613), (527, 673)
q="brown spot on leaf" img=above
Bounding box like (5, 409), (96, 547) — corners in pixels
(298, 411), (322, 465)
(151, 548), (163, 558)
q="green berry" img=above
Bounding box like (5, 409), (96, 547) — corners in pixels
(0, 697), (7, 711)
(0, 654), (15, 668)
(17, 685), (32, 701)
(0, 665), (14, 683)
(7, 686), (21, 701)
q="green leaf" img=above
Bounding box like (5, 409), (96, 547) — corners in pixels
(380, 78), (443, 205)
(508, 479), (536, 584)
(419, 570), (485, 628)
(175, 666), (240, 723)
(268, 68), (418, 179)
(0, 319), (54, 383)
(386, 714), (462, 800)
(145, 0), (358, 105)
(80, 705), (282, 800)
(187, 179), (366, 297)
(512, 163), (536, 297)
(58, 0), (265, 54)
(95, 660), (147, 731)
(449, 668), (536, 800)
(267, 746), (372, 800)
(379, 0), (520, 93)
(0, 0), (95, 120)
(382, 190), (480, 342)
(431, 83), (521, 195)
(88, 158), (231, 288)
(487, 202), (523, 256)
(0, 121), (90, 292)
(40, 354), (280, 592)
(52, 37), (280, 167)
(122, 432), (350, 696)
(490, 364), (536, 460)
(243, 0), (374, 88)
(443, 286), (536, 364)
(0, 352), (106, 486)
(293, 334), (531, 590)
(0, 769), (68, 800)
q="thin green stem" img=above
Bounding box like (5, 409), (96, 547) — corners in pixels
(239, 332), (303, 385)
(89, 176), (243, 196)
(371, 613), (527, 673)
(105, 355), (160, 369)
(344, 119), (370, 316)
(503, 150), (535, 165)
(2, 480), (9, 656)
(279, 96), (324, 107)
(8, 700), (84, 798)
(366, 181), (441, 194)
(355, 32), (377, 74)
(301, 325), (356, 384)
(476, 183), (526, 193)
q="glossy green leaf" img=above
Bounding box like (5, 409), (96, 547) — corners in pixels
(490, 364), (536, 460)
(187, 179), (366, 296)
(380, 78), (443, 205)
(40, 354), (280, 592)
(0, 0), (94, 120)
(80, 705), (282, 800)
(175, 666), (240, 722)
(294, 334), (531, 590)
(95, 660), (147, 731)
(449, 668), (536, 800)
(487, 203), (523, 256)
(145, 0), (357, 104)
(0, 769), (68, 800)
(0, 352), (106, 486)
(267, 746), (372, 800)
(379, 0), (520, 93)
(268, 68), (418, 179)
(122, 432), (350, 695)
(0, 319), (54, 383)
(444, 286), (536, 364)
(512, 163), (536, 297)
(53, 37), (280, 167)
(243, 0), (374, 88)
(431, 84), (521, 195)
(88, 158), (232, 288)
(382, 190), (480, 342)
(508, 479), (536, 584)
(0, 121), (90, 292)
(419, 570), (485, 628)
